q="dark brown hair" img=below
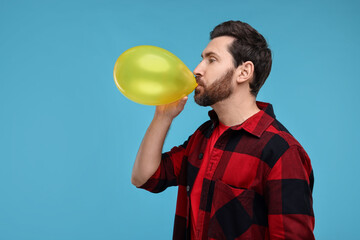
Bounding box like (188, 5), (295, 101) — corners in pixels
(210, 20), (272, 96)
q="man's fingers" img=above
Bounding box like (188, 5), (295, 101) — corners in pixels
(179, 96), (188, 106)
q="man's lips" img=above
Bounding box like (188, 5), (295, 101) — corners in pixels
(195, 76), (204, 86)
(196, 79), (204, 86)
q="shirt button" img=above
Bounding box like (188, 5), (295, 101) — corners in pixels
(186, 185), (190, 192)
(198, 153), (204, 159)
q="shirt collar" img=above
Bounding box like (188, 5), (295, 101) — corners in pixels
(208, 101), (276, 138)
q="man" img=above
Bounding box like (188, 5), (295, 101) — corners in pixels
(131, 20), (315, 240)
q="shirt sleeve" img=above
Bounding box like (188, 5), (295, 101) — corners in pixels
(138, 136), (191, 193)
(265, 145), (315, 240)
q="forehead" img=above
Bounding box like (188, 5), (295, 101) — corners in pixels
(202, 36), (235, 58)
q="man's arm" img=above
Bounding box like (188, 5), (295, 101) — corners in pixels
(131, 96), (188, 187)
(266, 145), (315, 240)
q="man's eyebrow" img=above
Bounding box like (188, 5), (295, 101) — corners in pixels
(201, 51), (220, 58)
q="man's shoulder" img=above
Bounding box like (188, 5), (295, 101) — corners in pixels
(251, 118), (308, 170)
(259, 118), (307, 161)
(267, 119), (303, 148)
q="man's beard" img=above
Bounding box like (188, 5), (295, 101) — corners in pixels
(194, 69), (234, 106)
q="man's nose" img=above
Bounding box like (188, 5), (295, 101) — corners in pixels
(193, 62), (203, 78)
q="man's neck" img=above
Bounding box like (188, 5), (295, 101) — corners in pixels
(211, 93), (260, 127)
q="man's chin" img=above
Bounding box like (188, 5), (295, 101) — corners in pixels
(194, 95), (211, 107)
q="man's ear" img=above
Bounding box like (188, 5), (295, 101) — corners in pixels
(234, 61), (254, 84)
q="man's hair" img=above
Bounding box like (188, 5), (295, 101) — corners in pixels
(210, 20), (272, 96)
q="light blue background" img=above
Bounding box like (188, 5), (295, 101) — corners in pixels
(1, 0), (359, 239)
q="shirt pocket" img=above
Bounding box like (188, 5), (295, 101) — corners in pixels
(208, 180), (267, 240)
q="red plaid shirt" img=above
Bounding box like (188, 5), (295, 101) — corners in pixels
(140, 102), (315, 240)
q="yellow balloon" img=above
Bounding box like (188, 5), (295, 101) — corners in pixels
(113, 45), (197, 105)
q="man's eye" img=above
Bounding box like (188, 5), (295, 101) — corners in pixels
(209, 58), (216, 63)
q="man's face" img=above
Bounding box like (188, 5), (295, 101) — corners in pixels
(193, 36), (236, 107)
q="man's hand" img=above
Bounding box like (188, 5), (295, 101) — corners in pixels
(154, 96), (188, 122)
